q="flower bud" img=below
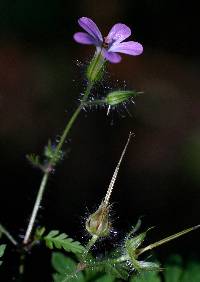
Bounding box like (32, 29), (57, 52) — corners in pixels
(86, 203), (110, 237)
(86, 51), (105, 83)
(105, 90), (139, 106)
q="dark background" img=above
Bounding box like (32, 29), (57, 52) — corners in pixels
(0, 0), (200, 281)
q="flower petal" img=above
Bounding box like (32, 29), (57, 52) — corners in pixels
(109, 41), (143, 56)
(73, 32), (97, 45)
(106, 23), (131, 44)
(78, 17), (103, 44)
(103, 50), (122, 63)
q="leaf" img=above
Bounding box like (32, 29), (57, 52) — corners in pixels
(0, 244), (6, 266)
(95, 274), (115, 282)
(104, 262), (129, 280)
(44, 230), (85, 254)
(181, 261), (200, 282)
(164, 265), (183, 282)
(35, 226), (46, 240)
(84, 254), (129, 280)
(51, 252), (85, 282)
(26, 153), (41, 168)
(0, 244), (6, 257)
(130, 271), (161, 282)
(164, 255), (183, 282)
(93, 259), (129, 280)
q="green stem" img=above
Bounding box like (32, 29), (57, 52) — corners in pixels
(0, 223), (18, 246)
(51, 82), (93, 162)
(23, 172), (49, 244)
(85, 234), (98, 255)
(80, 235), (98, 270)
(23, 82), (93, 245)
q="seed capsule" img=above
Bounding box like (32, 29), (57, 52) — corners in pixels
(86, 202), (110, 237)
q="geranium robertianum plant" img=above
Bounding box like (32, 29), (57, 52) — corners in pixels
(0, 17), (199, 281)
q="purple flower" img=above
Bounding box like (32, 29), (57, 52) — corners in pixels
(73, 17), (143, 63)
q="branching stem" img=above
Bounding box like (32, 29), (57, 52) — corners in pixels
(23, 81), (94, 245)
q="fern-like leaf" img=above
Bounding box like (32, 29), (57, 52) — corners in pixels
(44, 230), (85, 254)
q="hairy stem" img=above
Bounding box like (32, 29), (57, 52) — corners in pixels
(0, 223), (18, 246)
(84, 234), (98, 255)
(23, 172), (49, 244)
(23, 82), (93, 244)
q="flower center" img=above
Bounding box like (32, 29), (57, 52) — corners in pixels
(102, 41), (109, 49)
(102, 37), (110, 49)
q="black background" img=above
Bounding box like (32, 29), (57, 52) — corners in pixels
(0, 0), (200, 281)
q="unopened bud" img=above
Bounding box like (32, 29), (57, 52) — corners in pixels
(105, 90), (139, 106)
(86, 203), (110, 237)
(86, 51), (105, 83)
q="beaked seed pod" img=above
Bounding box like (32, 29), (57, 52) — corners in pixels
(86, 202), (111, 237)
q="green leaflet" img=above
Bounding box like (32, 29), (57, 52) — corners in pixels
(26, 153), (41, 168)
(44, 230), (85, 254)
(51, 252), (85, 282)
(0, 244), (6, 266)
(95, 274), (115, 282)
(164, 256), (183, 282)
(130, 271), (161, 282)
(85, 256), (129, 280)
(130, 257), (200, 282)
(164, 265), (183, 282)
(181, 261), (200, 282)
(104, 261), (129, 280)
(164, 255), (200, 282)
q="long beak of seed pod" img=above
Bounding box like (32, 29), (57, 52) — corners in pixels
(137, 225), (200, 256)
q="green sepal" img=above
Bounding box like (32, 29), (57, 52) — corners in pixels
(138, 261), (160, 271)
(125, 232), (146, 252)
(125, 227), (153, 254)
(86, 52), (106, 83)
